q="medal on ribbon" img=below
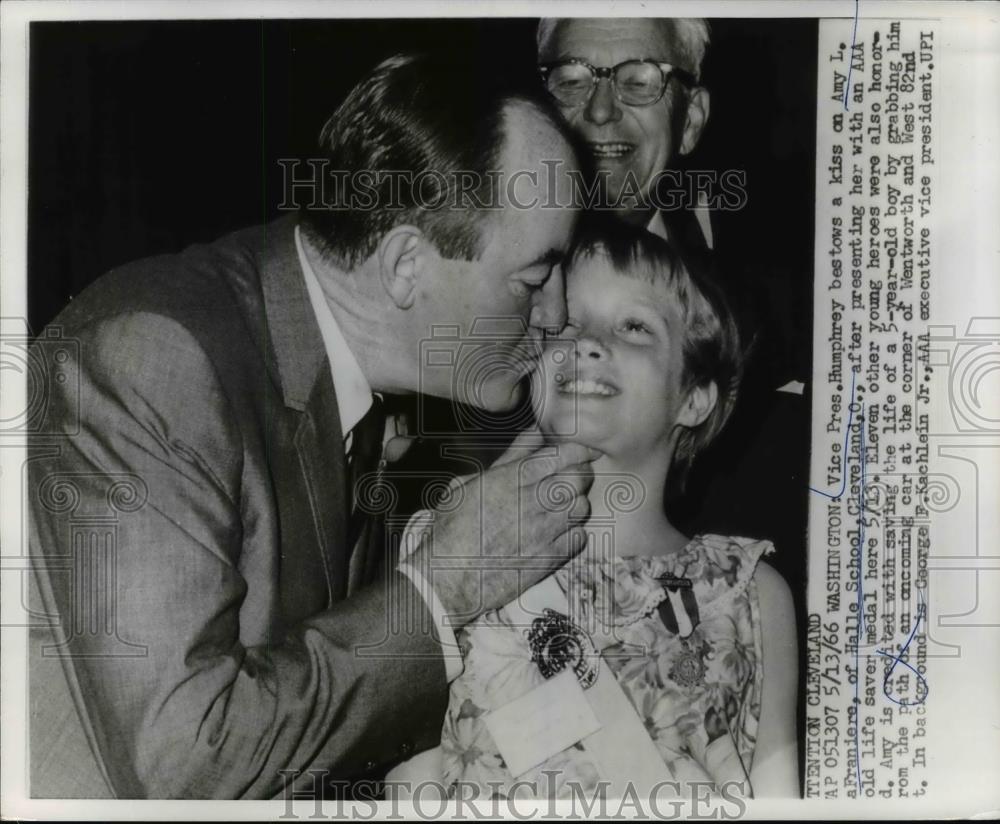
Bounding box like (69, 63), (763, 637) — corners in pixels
(668, 638), (709, 689)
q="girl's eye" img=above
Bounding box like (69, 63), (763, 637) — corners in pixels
(622, 318), (650, 334)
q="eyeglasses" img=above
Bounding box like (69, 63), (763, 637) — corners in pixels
(538, 58), (696, 107)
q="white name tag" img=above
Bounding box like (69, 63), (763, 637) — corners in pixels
(483, 669), (601, 778)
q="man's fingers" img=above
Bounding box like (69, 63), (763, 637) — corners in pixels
(490, 425), (547, 468)
(520, 442), (602, 484)
(565, 525), (589, 557)
(561, 461), (596, 492)
(532, 468), (594, 515)
(567, 493), (591, 523)
(553, 442), (603, 469)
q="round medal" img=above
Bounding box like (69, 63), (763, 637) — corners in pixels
(668, 639), (708, 688)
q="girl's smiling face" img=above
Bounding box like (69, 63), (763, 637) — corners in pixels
(531, 252), (702, 461)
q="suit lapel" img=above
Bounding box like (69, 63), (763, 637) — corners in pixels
(259, 216), (351, 606)
(294, 369), (351, 603)
(259, 217), (328, 413)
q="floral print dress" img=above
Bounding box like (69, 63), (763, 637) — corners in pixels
(440, 534), (774, 799)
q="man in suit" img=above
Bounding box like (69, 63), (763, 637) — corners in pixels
(28, 53), (595, 799)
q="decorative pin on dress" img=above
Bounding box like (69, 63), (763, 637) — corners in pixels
(526, 608), (600, 689)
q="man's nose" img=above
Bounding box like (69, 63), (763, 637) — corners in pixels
(529, 266), (567, 335)
(584, 78), (622, 126)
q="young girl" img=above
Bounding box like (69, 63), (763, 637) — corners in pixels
(394, 221), (798, 799)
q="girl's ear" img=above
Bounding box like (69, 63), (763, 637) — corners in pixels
(677, 380), (718, 429)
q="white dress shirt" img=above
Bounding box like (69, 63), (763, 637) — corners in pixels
(295, 227), (463, 681)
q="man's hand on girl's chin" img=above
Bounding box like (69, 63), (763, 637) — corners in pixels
(491, 427), (605, 469)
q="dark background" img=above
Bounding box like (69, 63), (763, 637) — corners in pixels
(28, 16), (816, 785)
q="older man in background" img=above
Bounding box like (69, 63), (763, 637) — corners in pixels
(537, 17), (715, 248)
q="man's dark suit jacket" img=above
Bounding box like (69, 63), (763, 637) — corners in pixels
(27, 216), (447, 798)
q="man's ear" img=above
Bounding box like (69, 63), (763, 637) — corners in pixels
(377, 225), (427, 310)
(677, 379), (718, 429)
(679, 86), (710, 156)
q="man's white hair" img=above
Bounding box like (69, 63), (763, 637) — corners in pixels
(536, 18), (711, 82)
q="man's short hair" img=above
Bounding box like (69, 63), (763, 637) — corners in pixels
(301, 53), (571, 270)
(566, 216), (746, 490)
(535, 18), (711, 82)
